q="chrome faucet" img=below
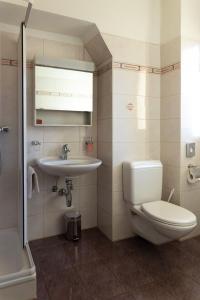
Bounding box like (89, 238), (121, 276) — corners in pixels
(61, 144), (70, 160)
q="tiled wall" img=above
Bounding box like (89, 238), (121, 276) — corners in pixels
(87, 33), (161, 241)
(84, 32), (113, 240)
(88, 32), (183, 241)
(0, 31), (19, 230)
(26, 36), (98, 240)
(97, 66), (113, 240)
(160, 37), (181, 205)
(1, 26), (200, 243)
(180, 37), (200, 238)
(109, 34), (161, 240)
(160, 35), (200, 239)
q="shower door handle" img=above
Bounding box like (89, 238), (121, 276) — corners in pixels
(0, 127), (9, 133)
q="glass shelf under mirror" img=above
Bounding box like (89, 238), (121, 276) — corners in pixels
(35, 109), (92, 126)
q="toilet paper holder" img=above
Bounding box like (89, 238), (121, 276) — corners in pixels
(187, 164), (200, 184)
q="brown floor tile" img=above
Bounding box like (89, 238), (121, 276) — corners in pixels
(133, 281), (176, 300)
(30, 229), (200, 300)
(104, 293), (136, 300)
(63, 240), (101, 266)
(44, 267), (92, 300)
(86, 277), (128, 300)
(161, 270), (200, 300)
(29, 234), (67, 251)
(76, 259), (114, 285)
(36, 272), (50, 300)
(37, 244), (73, 276)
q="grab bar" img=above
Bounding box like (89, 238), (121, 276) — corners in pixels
(0, 127), (9, 133)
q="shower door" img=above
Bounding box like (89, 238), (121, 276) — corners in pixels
(18, 23), (27, 247)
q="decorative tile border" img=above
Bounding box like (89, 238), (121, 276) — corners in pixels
(1, 58), (34, 69)
(1, 58), (18, 67)
(1, 58), (180, 76)
(113, 61), (180, 75)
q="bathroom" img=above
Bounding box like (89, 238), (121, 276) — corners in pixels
(1, 0), (200, 299)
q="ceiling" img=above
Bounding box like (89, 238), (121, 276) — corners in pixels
(0, 1), (94, 38)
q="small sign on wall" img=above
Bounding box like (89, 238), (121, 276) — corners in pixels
(186, 143), (195, 158)
(127, 102), (134, 111)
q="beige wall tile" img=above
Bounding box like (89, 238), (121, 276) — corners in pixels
(43, 127), (80, 143)
(103, 33), (160, 67)
(98, 94), (112, 120)
(145, 142), (160, 160)
(98, 142), (112, 166)
(113, 94), (160, 120)
(112, 213), (133, 241)
(98, 185), (112, 215)
(113, 69), (160, 98)
(81, 207), (97, 229)
(112, 191), (128, 216)
(98, 70), (112, 98)
(160, 119), (180, 142)
(44, 39), (84, 60)
(98, 118), (112, 142)
(28, 191), (44, 217)
(97, 205), (112, 240)
(27, 36), (44, 60)
(161, 95), (180, 119)
(161, 37), (180, 67)
(181, 189), (200, 213)
(161, 142), (180, 167)
(1, 31), (18, 59)
(28, 214), (44, 241)
(97, 165), (112, 188)
(44, 211), (66, 237)
(161, 70), (180, 97)
(85, 33), (111, 66)
(80, 171), (97, 187)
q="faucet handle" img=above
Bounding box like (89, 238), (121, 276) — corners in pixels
(63, 144), (70, 152)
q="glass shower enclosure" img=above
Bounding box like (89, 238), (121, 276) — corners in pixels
(0, 3), (36, 298)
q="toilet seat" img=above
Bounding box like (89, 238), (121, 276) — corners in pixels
(141, 200), (197, 227)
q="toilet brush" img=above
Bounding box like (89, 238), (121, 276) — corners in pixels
(167, 188), (175, 202)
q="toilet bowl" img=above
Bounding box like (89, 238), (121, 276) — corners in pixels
(123, 161), (197, 244)
(134, 200), (196, 240)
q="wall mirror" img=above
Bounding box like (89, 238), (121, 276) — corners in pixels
(34, 57), (95, 126)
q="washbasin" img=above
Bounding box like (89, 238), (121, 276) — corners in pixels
(36, 156), (102, 177)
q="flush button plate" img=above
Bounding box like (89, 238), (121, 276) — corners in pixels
(186, 143), (195, 158)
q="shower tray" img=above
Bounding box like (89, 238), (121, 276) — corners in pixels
(0, 228), (36, 300)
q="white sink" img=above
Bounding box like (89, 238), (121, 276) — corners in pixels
(36, 156), (102, 177)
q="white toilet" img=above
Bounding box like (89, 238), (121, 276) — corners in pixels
(123, 160), (197, 245)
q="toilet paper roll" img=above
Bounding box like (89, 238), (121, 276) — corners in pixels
(187, 168), (200, 184)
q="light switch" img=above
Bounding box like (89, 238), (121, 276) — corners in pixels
(186, 143), (195, 158)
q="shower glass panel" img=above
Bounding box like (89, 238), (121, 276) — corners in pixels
(18, 23), (27, 247)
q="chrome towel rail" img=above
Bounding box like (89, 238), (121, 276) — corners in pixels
(0, 127), (9, 133)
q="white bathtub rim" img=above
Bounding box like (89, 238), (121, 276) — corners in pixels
(0, 229), (36, 289)
(0, 272), (36, 289)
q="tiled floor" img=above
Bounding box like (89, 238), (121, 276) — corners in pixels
(30, 228), (200, 300)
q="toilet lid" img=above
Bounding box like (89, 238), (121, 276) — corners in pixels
(142, 201), (197, 226)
